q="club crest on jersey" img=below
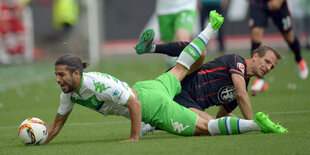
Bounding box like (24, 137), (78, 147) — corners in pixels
(237, 63), (245, 74)
(218, 85), (236, 103)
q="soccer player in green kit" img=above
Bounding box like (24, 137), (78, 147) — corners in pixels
(47, 11), (287, 144)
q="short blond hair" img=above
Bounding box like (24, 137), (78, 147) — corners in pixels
(251, 45), (282, 60)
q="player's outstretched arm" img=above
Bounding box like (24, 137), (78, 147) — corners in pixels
(231, 73), (253, 120)
(44, 112), (71, 144)
(121, 95), (141, 142)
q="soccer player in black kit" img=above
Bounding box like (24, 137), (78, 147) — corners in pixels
(135, 29), (281, 121)
(249, 0), (308, 92)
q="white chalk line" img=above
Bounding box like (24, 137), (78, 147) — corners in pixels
(1, 121), (129, 130)
(2, 110), (310, 129)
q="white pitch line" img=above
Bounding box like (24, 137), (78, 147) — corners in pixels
(2, 110), (310, 129)
(68, 120), (128, 126)
(269, 110), (310, 115)
(0, 120), (128, 129)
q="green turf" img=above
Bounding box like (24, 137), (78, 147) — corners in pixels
(0, 50), (310, 154)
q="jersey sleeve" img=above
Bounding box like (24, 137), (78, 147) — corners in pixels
(227, 55), (246, 78)
(57, 93), (74, 115)
(107, 81), (132, 106)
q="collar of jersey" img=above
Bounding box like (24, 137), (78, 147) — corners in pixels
(77, 73), (84, 97)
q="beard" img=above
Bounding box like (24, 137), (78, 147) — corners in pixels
(63, 83), (75, 93)
(62, 74), (77, 93)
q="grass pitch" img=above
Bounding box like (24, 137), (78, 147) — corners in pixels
(0, 50), (310, 155)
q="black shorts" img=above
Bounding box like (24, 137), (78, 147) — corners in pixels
(249, 0), (292, 33)
(174, 90), (205, 111)
(174, 89), (238, 113)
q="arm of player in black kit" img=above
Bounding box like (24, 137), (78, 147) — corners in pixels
(216, 106), (238, 118)
(231, 73), (253, 120)
(121, 95), (141, 142)
(44, 112), (71, 144)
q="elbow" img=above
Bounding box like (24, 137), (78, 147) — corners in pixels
(128, 100), (141, 110)
(134, 101), (141, 110)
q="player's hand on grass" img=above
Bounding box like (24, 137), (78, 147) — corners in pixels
(120, 138), (139, 142)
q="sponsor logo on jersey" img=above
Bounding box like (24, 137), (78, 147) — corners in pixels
(113, 90), (120, 96)
(112, 89), (123, 99)
(93, 80), (111, 93)
(170, 119), (189, 134)
(218, 85), (236, 103)
(237, 62), (245, 74)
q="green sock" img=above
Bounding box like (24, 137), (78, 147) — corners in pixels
(176, 23), (216, 69)
(217, 117), (240, 135)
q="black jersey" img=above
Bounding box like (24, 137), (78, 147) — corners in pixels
(174, 54), (250, 113)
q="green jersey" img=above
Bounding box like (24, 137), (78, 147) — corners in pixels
(58, 72), (133, 118)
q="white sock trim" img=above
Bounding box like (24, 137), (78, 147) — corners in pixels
(198, 23), (217, 44)
(176, 52), (195, 70)
(208, 119), (221, 136)
(239, 120), (261, 133)
(150, 44), (156, 53)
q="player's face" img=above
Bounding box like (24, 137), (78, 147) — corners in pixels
(253, 50), (278, 77)
(55, 65), (77, 93)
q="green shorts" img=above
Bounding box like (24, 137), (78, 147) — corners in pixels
(133, 72), (198, 136)
(158, 10), (196, 42)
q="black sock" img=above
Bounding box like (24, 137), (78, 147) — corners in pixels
(155, 126), (162, 130)
(154, 41), (190, 57)
(251, 42), (261, 55)
(288, 37), (302, 62)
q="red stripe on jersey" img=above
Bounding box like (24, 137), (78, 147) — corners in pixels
(198, 67), (228, 75)
(195, 77), (231, 87)
(224, 104), (232, 113)
(230, 69), (245, 78)
(196, 92), (218, 101)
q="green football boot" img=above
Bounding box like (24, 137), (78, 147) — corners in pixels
(209, 10), (224, 30)
(135, 29), (155, 55)
(254, 112), (288, 133)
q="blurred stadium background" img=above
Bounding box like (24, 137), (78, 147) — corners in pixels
(1, 0), (309, 63)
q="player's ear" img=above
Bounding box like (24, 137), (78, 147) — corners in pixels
(253, 53), (259, 61)
(73, 69), (80, 77)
